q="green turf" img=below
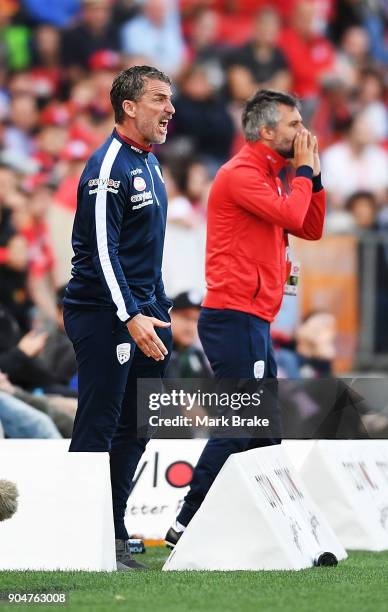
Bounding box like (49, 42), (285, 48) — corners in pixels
(0, 548), (387, 612)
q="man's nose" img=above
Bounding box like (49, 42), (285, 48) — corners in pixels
(166, 100), (175, 115)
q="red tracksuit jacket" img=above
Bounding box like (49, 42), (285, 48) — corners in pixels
(203, 141), (326, 322)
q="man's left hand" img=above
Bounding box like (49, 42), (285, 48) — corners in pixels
(311, 134), (320, 177)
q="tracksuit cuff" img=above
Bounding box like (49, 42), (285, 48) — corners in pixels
(312, 173), (323, 192)
(124, 310), (140, 324)
(296, 165), (313, 180)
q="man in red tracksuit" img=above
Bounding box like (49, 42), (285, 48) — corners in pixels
(166, 89), (325, 547)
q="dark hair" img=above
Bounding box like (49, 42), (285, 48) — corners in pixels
(345, 190), (377, 212)
(110, 65), (171, 123)
(242, 89), (300, 142)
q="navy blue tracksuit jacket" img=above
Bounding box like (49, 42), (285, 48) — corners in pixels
(63, 128), (172, 540)
(64, 128), (171, 317)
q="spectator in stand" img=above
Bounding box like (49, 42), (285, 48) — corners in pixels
(32, 121), (68, 176)
(0, 165), (29, 332)
(172, 64), (235, 170)
(185, 159), (211, 215)
(335, 26), (371, 88)
(0, 390), (62, 438)
(30, 24), (62, 99)
(11, 180), (58, 323)
(165, 291), (211, 378)
(310, 78), (353, 151)
(296, 311), (337, 377)
(38, 286), (77, 390)
(0, 4), (31, 71)
(322, 115), (388, 209)
(356, 68), (388, 143)
(226, 7), (290, 93)
(185, 8), (226, 88)
(164, 163), (199, 228)
(66, 78), (109, 149)
(322, 114), (388, 209)
(328, 0), (365, 43)
(0, 370), (74, 437)
(61, 0), (120, 82)
(48, 140), (91, 287)
(121, 0), (185, 77)
(225, 64), (257, 155)
(88, 50), (121, 120)
(329, 0), (388, 64)
(3, 93), (39, 159)
(0, 303), (76, 402)
(345, 190), (378, 232)
(0, 303), (54, 390)
(163, 290), (211, 436)
(279, 0), (335, 122)
(345, 191), (388, 355)
(162, 156), (208, 295)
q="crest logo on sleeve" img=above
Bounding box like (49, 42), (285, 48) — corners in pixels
(254, 360), (265, 379)
(133, 176), (147, 191)
(117, 343), (131, 365)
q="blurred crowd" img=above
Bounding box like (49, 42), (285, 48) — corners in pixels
(0, 0), (387, 438)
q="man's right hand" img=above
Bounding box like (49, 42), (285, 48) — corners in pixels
(127, 314), (170, 361)
(294, 129), (315, 171)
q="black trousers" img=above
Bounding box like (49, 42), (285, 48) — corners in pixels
(64, 300), (172, 539)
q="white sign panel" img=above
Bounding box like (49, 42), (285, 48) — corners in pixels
(0, 440), (116, 571)
(300, 440), (388, 550)
(126, 439), (205, 539)
(164, 445), (346, 571)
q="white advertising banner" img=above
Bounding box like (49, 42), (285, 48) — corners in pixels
(125, 439), (206, 539)
(163, 445), (347, 571)
(300, 440), (388, 551)
(0, 440), (116, 571)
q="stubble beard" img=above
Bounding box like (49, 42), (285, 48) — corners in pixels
(275, 141), (295, 159)
(142, 122), (167, 146)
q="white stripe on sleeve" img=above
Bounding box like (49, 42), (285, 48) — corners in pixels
(95, 138), (130, 322)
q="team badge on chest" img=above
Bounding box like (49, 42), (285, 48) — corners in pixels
(133, 176), (147, 191)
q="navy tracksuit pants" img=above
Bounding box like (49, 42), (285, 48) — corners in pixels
(177, 307), (280, 527)
(63, 300), (172, 540)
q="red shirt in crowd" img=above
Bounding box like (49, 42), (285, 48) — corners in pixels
(279, 28), (335, 98)
(21, 222), (55, 278)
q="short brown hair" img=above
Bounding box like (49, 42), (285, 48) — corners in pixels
(110, 65), (171, 123)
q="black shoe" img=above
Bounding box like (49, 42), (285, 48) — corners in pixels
(115, 539), (148, 571)
(165, 526), (183, 549)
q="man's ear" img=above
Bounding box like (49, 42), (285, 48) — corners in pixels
(122, 100), (136, 118)
(259, 125), (275, 141)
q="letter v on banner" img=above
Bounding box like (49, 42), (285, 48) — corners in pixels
(163, 445), (347, 571)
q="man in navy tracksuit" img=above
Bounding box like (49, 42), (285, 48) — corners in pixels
(63, 66), (175, 570)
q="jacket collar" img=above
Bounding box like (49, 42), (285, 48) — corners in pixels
(246, 141), (288, 176)
(114, 128), (152, 155)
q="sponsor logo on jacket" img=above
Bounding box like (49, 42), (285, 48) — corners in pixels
(130, 190), (152, 203)
(88, 177), (120, 194)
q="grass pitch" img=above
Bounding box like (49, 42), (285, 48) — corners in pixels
(0, 548), (387, 612)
